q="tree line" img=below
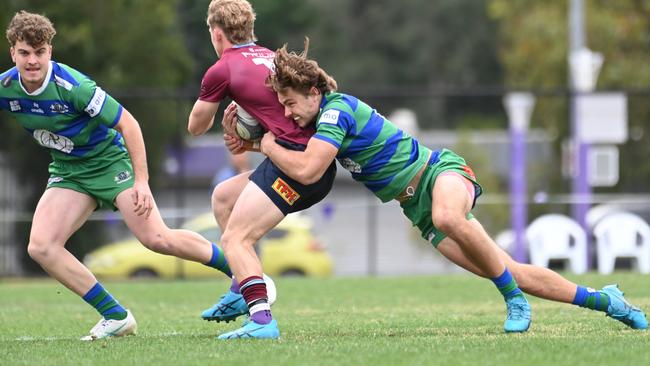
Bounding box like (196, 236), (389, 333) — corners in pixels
(1, 0), (649, 270)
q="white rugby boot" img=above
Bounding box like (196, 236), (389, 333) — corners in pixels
(80, 310), (137, 341)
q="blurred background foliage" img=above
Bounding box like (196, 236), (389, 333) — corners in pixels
(489, 0), (650, 195)
(1, 0), (649, 265)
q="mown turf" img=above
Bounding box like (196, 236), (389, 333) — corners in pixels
(1, 273), (648, 366)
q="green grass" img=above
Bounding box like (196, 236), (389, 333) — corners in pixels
(1, 273), (649, 366)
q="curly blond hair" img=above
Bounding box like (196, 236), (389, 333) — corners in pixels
(267, 38), (337, 96)
(207, 0), (256, 44)
(6, 10), (56, 47)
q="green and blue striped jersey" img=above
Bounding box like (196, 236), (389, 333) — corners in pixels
(313, 92), (431, 202)
(0, 61), (125, 162)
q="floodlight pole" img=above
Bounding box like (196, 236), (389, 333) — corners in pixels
(504, 93), (535, 263)
(569, 0), (603, 270)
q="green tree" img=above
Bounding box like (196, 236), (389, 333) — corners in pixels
(303, 0), (503, 129)
(488, 0), (650, 193)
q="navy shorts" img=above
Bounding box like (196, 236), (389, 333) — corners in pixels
(249, 140), (336, 215)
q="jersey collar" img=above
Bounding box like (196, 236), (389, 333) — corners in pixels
(19, 60), (53, 96)
(232, 42), (256, 49)
(319, 92), (332, 109)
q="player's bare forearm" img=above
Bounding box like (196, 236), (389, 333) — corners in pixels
(265, 144), (316, 184)
(115, 109), (149, 182)
(115, 109), (154, 217)
(261, 133), (335, 185)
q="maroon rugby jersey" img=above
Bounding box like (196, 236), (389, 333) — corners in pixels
(199, 44), (314, 145)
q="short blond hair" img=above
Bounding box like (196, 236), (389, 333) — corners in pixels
(207, 0), (256, 44)
(6, 10), (56, 47)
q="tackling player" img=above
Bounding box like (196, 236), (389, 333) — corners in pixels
(249, 39), (648, 333)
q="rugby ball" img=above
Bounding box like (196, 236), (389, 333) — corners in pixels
(232, 102), (264, 141)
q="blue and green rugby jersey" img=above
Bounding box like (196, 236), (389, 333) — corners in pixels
(313, 92), (431, 202)
(0, 61), (125, 163)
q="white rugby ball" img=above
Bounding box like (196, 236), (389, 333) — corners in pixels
(232, 102), (264, 141)
(263, 273), (277, 305)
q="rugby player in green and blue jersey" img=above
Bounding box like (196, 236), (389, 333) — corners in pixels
(228, 39), (648, 333)
(1, 11), (236, 340)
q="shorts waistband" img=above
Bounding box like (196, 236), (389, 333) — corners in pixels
(394, 150), (439, 203)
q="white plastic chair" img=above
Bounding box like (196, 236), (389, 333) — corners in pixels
(525, 214), (587, 274)
(594, 212), (650, 274)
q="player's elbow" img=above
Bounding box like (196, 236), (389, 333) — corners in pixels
(187, 119), (206, 136)
(187, 123), (203, 136)
(295, 167), (324, 185)
(295, 174), (315, 185)
(187, 113), (212, 136)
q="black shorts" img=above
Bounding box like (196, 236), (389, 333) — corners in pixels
(249, 140), (336, 215)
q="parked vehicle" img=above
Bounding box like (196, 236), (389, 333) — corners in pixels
(84, 213), (333, 279)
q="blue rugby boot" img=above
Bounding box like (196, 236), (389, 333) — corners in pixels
(217, 319), (280, 340)
(504, 294), (532, 333)
(602, 284), (648, 330)
(201, 291), (248, 323)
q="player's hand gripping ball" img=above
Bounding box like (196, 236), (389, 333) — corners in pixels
(233, 102), (264, 141)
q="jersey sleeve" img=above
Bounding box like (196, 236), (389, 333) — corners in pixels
(313, 108), (352, 149)
(198, 63), (229, 103)
(0, 69), (18, 110)
(73, 78), (123, 128)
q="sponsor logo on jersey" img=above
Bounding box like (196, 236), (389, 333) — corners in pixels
(85, 87), (106, 117)
(1, 75), (12, 87)
(47, 176), (63, 186)
(114, 170), (132, 184)
(242, 50), (273, 59)
(50, 103), (70, 114)
(318, 109), (340, 125)
(9, 100), (21, 112)
(33, 129), (74, 153)
(54, 75), (73, 91)
(427, 232), (436, 242)
(339, 157), (362, 173)
(31, 102), (44, 114)
(272, 178), (300, 205)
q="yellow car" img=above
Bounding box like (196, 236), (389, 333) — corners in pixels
(84, 213), (333, 279)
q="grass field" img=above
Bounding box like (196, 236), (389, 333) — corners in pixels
(1, 273), (649, 366)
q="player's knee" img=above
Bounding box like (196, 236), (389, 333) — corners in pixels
(431, 209), (464, 235)
(211, 185), (232, 222)
(211, 183), (230, 210)
(219, 231), (251, 254)
(139, 232), (171, 254)
(219, 232), (235, 253)
(27, 239), (54, 262)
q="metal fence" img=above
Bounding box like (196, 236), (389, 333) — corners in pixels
(1, 88), (649, 276)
